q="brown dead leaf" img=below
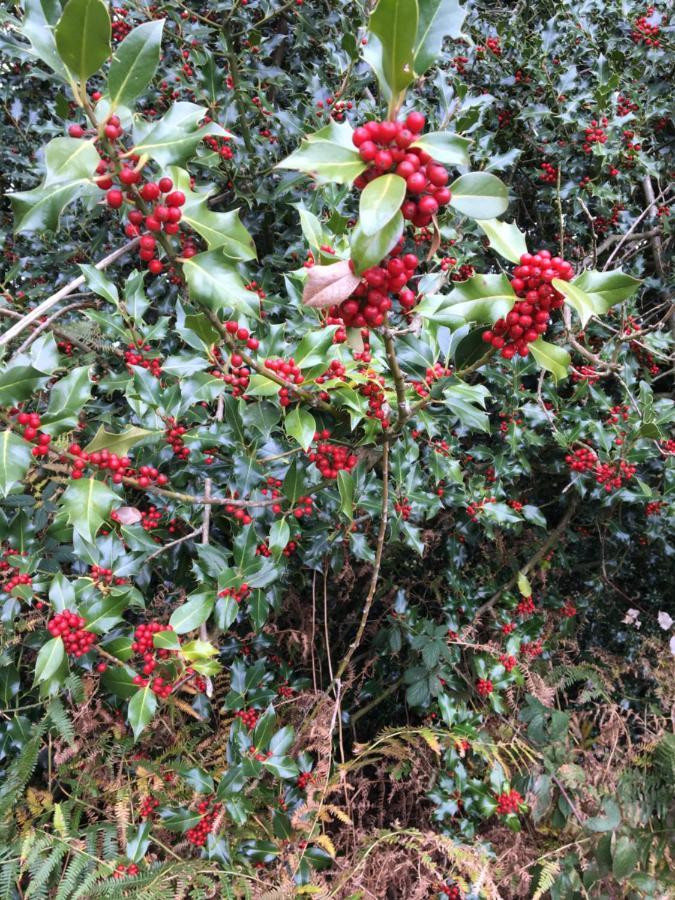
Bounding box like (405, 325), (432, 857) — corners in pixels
(302, 259), (361, 308)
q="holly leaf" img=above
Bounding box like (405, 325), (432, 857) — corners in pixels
(168, 167), (256, 259)
(127, 685), (157, 740)
(61, 477), (120, 543)
(169, 593), (214, 634)
(476, 219), (528, 263)
(55, 0), (111, 82)
(0, 367), (45, 406)
(449, 172), (509, 219)
(571, 269), (641, 313)
(0, 431), (33, 498)
(277, 123), (366, 185)
(359, 174), (407, 236)
(42, 365), (92, 434)
(285, 407), (316, 452)
(107, 20), (164, 109)
(182, 250), (259, 317)
(85, 425), (157, 455)
(417, 274), (517, 326)
(409, 131), (471, 166)
(34, 637), (65, 684)
(351, 211), (404, 274)
(552, 279), (598, 328)
(131, 102), (230, 167)
(368, 0), (419, 98)
(529, 338), (571, 383)
(414, 0), (466, 74)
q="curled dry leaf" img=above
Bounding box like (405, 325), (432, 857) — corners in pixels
(302, 258), (361, 308)
(113, 506), (143, 525)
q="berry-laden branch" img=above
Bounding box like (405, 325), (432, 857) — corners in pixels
(334, 440), (390, 683)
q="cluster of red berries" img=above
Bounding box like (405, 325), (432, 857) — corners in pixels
(164, 418), (190, 459)
(139, 507), (163, 531)
(10, 410), (51, 457)
(566, 447), (637, 492)
(48, 611), (96, 657)
(516, 595), (536, 617)
(438, 884), (461, 899)
(539, 161), (557, 184)
(307, 430), (357, 480)
(496, 788), (523, 815)
(204, 133), (234, 159)
(186, 799), (222, 847)
(566, 446), (597, 473)
(352, 113), (451, 228)
(0, 548), (32, 594)
(500, 654), (518, 672)
(521, 640), (543, 659)
(359, 373), (390, 428)
(132, 621), (174, 659)
(124, 342), (163, 377)
(631, 8), (662, 46)
(412, 362), (452, 398)
(257, 538), (298, 557)
(292, 495), (314, 519)
(331, 248), (419, 330)
(561, 601), (577, 617)
(582, 119), (608, 153)
(90, 565), (126, 586)
(110, 6), (132, 42)
(218, 583), (251, 604)
(617, 94), (639, 116)
(297, 772), (312, 790)
(645, 500), (664, 517)
(67, 442), (169, 489)
(263, 358), (303, 406)
(139, 796), (159, 819)
(112, 862), (139, 879)
(236, 708), (259, 729)
(394, 498), (412, 520)
(476, 678), (493, 697)
(482, 250), (574, 359)
(224, 319), (260, 351)
(466, 497), (497, 521)
(450, 264), (475, 282)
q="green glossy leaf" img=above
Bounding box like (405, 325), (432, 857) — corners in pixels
(183, 250), (259, 316)
(571, 269), (641, 313)
(585, 799), (621, 832)
(0, 367), (44, 406)
(277, 123), (366, 185)
(0, 431), (33, 498)
(449, 172), (509, 219)
(442, 382), (490, 432)
(80, 588), (131, 633)
(368, 0), (419, 98)
(61, 477), (119, 543)
(419, 274), (516, 327)
(85, 425), (156, 455)
(107, 20), (164, 108)
(15, 0), (69, 80)
(101, 664), (137, 698)
(552, 279), (598, 328)
(285, 407), (316, 452)
(43, 137), (101, 184)
(351, 211), (404, 274)
(132, 102), (229, 167)
(169, 593), (214, 634)
(414, 0), (466, 74)
(476, 219), (528, 263)
(168, 167), (256, 259)
(34, 637), (66, 684)
(337, 470), (354, 520)
(10, 178), (97, 233)
(359, 174), (406, 236)
(55, 0), (111, 81)
(269, 518), (290, 553)
(127, 685), (157, 740)
(612, 837), (638, 880)
(42, 365), (92, 434)
(409, 131), (471, 166)
(528, 338), (571, 383)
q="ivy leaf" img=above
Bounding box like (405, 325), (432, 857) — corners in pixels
(409, 131), (471, 166)
(182, 250), (259, 317)
(476, 219), (528, 263)
(368, 0), (419, 99)
(55, 0), (111, 82)
(127, 685), (157, 740)
(528, 338), (571, 383)
(169, 593), (214, 634)
(285, 407), (316, 452)
(61, 477), (119, 543)
(276, 122), (366, 185)
(302, 260), (361, 309)
(107, 20), (164, 109)
(571, 269), (641, 313)
(34, 638), (66, 684)
(449, 172), (509, 219)
(0, 431), (33, 498)
(131, 102), (230, 167)
(414, 0), (466, 74)
(168, 167), (256, 259)
(42, 365), (92, 434)
(552, 279), (598, 328)
(360, 174), (407, 236)
(351, 211), (404, 274)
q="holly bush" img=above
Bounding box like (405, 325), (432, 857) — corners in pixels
(0, 0), (673, 896)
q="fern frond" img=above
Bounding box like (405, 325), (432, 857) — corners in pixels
(532, 860), (561, 900)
